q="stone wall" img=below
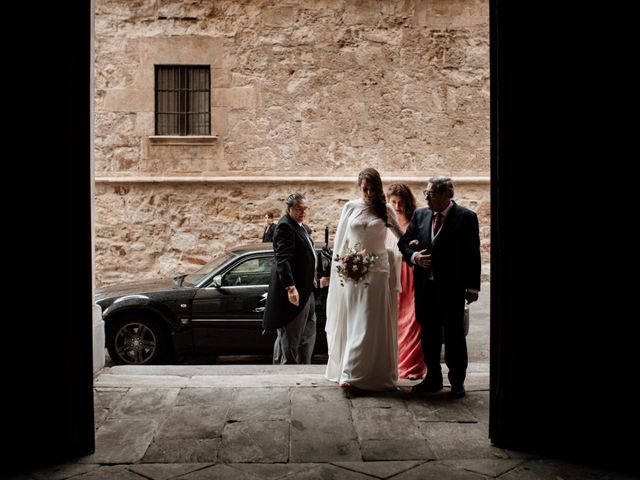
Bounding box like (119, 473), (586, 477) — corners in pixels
(95, 179), (489, 286)
(94, 0), (490, 286)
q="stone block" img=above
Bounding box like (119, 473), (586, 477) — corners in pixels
(262, 6), (297, 28)
(414, 0), (488, 28)
(213, 86), (260, 109)
(418, 422), (508, 460)
(360, 439), (435, 461)
(109, 387), (180, 419)
(143, 438), (220, 463)
(104, 88), (153, 112)
(219, 420), (289, 463)
(82, 418), (159, 463)
(290, 387), (361, 462)
(211, 107), (228, 136)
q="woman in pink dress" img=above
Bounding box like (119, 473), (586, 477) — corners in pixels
(387, 184), (427, 380)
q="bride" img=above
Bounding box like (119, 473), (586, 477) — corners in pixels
(325, 168), (404, 391)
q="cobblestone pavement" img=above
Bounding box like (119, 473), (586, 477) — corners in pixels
(11, 283), (634, 479)
(13, 364), (634, 480)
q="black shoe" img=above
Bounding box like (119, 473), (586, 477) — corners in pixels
(449, 385), (466, 398)
(412, 380), (443, 393)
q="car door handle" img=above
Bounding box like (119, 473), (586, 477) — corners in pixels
(253, 307), (265, 313)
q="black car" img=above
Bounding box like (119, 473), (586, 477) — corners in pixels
(96, 243), (332, 365)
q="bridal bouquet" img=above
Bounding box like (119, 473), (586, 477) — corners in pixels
(335, 243), (378, 287)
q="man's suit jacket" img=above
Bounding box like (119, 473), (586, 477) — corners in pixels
(262, 223), (275, 242)
(398, 202), (481, 292)
(262, 214), (316, 330)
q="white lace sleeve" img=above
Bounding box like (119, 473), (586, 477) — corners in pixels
(385, 204), (404, 293)
(386, 204), (404, 239)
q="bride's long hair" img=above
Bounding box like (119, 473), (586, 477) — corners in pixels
(357, 168), (388, 226)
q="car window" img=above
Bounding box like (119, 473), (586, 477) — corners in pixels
(182, 250), (239, 287)
(222, 256), (274, 287)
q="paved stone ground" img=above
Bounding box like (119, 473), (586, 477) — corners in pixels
(13, 364), (634, 480)
(10, 284), (634, 479)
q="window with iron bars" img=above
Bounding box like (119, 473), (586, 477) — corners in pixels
(155, 65), (211, 135)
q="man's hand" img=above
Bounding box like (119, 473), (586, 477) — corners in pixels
(414, 249), (432, 268)
(287, 285), (299, 306)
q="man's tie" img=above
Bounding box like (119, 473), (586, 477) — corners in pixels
(433, 212), (443, 235)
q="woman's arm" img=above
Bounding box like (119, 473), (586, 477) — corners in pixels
(386, 204), (404, 239)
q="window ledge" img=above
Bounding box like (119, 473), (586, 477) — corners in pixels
(149, 135), (218, 146)
(95, 175), (491, 185)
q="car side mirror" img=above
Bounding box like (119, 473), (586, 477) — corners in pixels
(212, 275), (223, 288)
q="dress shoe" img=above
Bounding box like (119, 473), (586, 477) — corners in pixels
(411, 380), (443, 393)
(449, 385), (466, 398)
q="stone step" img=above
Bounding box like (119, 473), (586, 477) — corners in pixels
(95, 363), (489, 389)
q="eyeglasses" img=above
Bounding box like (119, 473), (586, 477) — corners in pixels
(423, 190), (441, 198)
(292, 206), (309, 213)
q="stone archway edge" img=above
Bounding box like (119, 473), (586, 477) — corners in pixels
(95, 175), (490, 184)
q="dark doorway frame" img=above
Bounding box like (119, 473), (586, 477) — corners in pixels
(6, 2), (96, 469)
(7, 1), (636, 474)
(489, 1), (635, 471)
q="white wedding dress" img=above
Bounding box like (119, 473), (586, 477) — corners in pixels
(325, 200), (403, 391)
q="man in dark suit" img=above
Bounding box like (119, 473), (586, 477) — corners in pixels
(398, 176), (481, 398)
(263, 193), (317, 364)
(262, 212), (276, 242)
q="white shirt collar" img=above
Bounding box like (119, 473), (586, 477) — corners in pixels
(438, 201), (454, 216)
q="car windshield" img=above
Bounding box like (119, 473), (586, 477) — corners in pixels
(182, 251), (239, 287)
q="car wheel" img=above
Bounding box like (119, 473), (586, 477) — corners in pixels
(106, 314), (170, 365)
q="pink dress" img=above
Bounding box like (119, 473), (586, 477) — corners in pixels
(397, 222), (427, 380)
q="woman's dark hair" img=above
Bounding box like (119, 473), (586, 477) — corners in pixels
(387, 183), (417, 219)
(357, 168), (388, 225)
